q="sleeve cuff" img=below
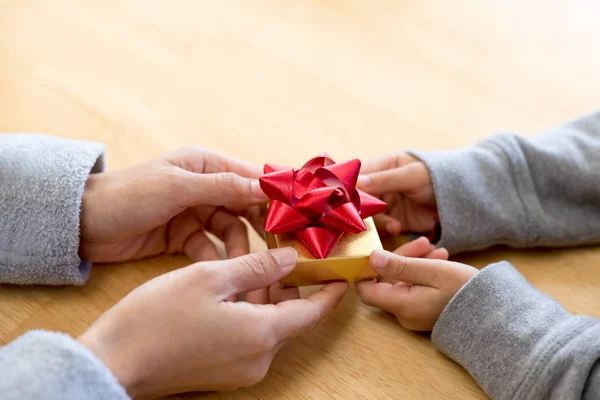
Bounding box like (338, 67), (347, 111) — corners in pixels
(432, 262), (599, 399)
(409, 142), (530, 254)
(0, 134), (105, 285)
(0, 330), (129, 400)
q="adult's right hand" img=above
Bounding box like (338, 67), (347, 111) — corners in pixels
(78, 248), (348, 399)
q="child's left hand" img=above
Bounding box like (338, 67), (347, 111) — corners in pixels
(357, 244), (478, 331)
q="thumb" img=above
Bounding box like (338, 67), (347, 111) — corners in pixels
(213, 248), (298, 298)
(370, 250), (443, 287)
(357, 163), (427, 195)
(183, 171), (269, 211)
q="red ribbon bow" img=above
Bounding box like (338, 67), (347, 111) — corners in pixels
(259, 153), (386, 259)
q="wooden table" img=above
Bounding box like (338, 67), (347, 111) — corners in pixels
(2, 1), (600, 399)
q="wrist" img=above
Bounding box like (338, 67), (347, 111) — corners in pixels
(78, 324), (144, 398)
(79, 173), (102, 252)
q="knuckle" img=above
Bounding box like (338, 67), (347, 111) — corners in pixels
(238, 252), (275, 282)
(154, 167), (189, 206)
(217, 171), (237, 188)
(244, 358), (271, 386)
(169, 145), (206, 168)
(393, 302), (412, 321)
(254, 250), (279, 268)
(255, 330), (278, 353)
(242, 318), (278, 353)
(179, 145), (209, 159)
(390, 256), (411, 280)
(217, 172), (250, 196)
(390, 151), (404, 168)
(191, 260), (220, 281)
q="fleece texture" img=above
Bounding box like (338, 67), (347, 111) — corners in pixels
(0, 330), (130, 400)
(410, 111), (600, 399)
(0, 133), (105, 285)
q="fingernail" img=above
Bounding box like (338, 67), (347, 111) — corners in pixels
(370, 249), (389, 273)
(251, 180), (267, 200)
(417, 236), (430, 244)
(357, 175), (371, 188)
(271, 248), (298, 268)
(386, 220), (401, 235)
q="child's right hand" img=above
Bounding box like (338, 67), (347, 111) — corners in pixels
(357, 249), (478, 331)
(358, 152), (437, 236)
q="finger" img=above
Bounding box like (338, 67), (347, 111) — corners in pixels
(380, 237), (433, 285)
(163, 209), (203, 254)
(373, 214), (402, 236)
(244, 282), (299, 305)
(425, 248), (449, 260)
(271, 282), (348, 340)
(244, 288), (270, 304)
(171, 147), (263, 178)
(183, 230), (221, 262)
(211, 248), (298, 298)
(370, 250), (443, 287)
(392, 236), (434, 258)
(357, 163), (425, 195)
(356, 279), (411, 313)
(360, 152), (417, 174)
(181, 171), (268, 211)
(242, 206), (265, 238)
(269, 283), (300, 304)
(202, 210), (249, 259)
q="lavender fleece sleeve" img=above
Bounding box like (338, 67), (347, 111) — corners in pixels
(409, 112), (600, 399)
(0, 133), (105, 285)
(0, 134), (129, 399)
(0, 331), (129, 400)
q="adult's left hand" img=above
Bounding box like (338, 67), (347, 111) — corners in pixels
(79, 147), (268, 264)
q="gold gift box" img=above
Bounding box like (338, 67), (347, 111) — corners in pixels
(264, 217), (382, 287)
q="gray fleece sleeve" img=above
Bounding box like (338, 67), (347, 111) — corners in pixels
(432, 263), (600, 400)
(0, 330), (130, 400)
(410, 111), (600, 254)
(0, 134), (105, 285)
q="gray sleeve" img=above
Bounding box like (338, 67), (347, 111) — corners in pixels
(432, 263), (600, 400)
(0, 134), (105, 285)
(410, 111), (600, 253)
(0, 330), (129, 400)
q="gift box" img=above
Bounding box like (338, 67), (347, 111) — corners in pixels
(260, 153), (387, 287)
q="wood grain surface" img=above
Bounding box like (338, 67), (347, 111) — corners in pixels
(2, 1), (600, 399)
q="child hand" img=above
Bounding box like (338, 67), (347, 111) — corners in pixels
(358, 152), (437, 236)
(387, 236), (449, 263)
(357, 249), (478, 331)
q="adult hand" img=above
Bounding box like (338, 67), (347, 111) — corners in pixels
(358, 152), (437, 236)
(78, 248), (348, 398)
(79, 147), (268, 263)
(357, 247), (477, 331)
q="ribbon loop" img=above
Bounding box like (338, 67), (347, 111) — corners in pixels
(260, 154), (387, 258)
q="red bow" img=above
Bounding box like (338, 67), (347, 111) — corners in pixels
(259, 153), (386, 259)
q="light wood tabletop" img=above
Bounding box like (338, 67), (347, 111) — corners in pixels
(2, 1), (600, 399)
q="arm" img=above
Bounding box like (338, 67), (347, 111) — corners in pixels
(1, 250), (347, 399)
(410, 111), (600, 253)
(0, 331), (129, 400)
(357, 251), (600, 400)
(0, 134), (104, 285)
(433, 262), (600, 400)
